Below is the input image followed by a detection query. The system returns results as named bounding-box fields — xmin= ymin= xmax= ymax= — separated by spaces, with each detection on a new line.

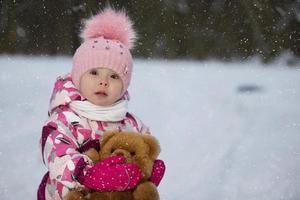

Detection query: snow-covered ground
xmin=0 ymin=56 xmax=300 ymax=200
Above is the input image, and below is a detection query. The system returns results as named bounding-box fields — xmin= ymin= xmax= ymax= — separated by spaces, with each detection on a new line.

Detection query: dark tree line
xmin=0 ymin=0 xmax=300 ymax=62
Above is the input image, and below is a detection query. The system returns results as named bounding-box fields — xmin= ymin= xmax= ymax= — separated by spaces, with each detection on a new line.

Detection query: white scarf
xmin=69 ymin=100 xmax=128 ymax=122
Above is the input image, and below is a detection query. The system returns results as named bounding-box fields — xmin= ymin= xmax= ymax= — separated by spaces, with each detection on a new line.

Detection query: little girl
xmin=37 ymin=8 xmax=165 ymax=200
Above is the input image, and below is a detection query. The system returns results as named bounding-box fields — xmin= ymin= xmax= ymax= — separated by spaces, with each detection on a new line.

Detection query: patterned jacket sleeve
xmin=139 ymin=120 xmax=150 ymax=134
xmin=127 ymin=112 xmax=150 ymax=134
xmin=40 ymin=109 xmax=93 ymax=198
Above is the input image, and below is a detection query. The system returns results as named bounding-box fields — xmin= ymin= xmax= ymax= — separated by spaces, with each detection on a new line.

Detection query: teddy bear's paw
xmin=110 ymin=191 xmax=134 ymax=200
xmin=89 ymin=191 xmax=133 ymax=200
xmin=63 ymin=191 xmax=86 ymax=200
xmin=88 ymin=192 xmax=108 ymax=200
xmin=133 ymin=182 xmax=159 ymax=200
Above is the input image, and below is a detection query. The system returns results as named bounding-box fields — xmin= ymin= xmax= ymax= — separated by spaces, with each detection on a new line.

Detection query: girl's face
xmin=79 ymin=67 xmax=123 ymax=106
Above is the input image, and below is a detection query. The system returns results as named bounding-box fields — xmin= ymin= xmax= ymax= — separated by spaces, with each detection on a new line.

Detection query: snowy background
xmin=0 ymin=56 xmax=300 ymax=200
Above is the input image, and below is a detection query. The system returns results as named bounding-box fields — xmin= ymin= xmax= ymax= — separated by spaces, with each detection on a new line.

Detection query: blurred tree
xmin=0 ymin=0 xmax=17 ymax=53
xmin=0 ymin=0 xmax=299 ymax=63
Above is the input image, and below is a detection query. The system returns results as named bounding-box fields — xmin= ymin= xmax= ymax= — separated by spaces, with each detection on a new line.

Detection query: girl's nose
xmin=99 ymin=80 xmax=108 ymax=87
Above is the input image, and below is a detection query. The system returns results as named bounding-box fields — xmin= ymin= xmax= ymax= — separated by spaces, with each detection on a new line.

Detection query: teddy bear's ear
xmin=141 ymin=134 xmax=161 ymax=160
xmin=100 ymin=131 xmax=117 ymax=147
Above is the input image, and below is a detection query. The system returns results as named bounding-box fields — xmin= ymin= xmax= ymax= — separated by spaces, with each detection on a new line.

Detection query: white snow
xmin=0 ymin=56 xmax=300 ymax=200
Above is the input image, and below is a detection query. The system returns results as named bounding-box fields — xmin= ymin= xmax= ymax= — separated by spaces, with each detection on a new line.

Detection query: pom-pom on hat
xmin=71 ymin=7 xmax=136 ymax=94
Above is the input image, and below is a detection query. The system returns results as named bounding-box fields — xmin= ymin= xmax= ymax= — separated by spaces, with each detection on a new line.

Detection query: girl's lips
xmin=95 ymin=91 xmax=108 ymax=96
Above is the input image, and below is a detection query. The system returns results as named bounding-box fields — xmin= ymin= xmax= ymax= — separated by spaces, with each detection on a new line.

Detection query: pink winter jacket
xmin=38 ymin=74 xmax=149 ymax=200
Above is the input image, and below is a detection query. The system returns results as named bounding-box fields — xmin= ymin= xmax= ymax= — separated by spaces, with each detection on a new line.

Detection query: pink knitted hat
xmin=71 ymin=8 xmax=136 ymax=93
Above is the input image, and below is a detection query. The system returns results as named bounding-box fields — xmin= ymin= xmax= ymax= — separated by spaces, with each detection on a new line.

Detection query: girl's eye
xmin=111 ymin=74 xmax=119 ymax=79
xmin=90 ymin=70 xmax=98 ymax=75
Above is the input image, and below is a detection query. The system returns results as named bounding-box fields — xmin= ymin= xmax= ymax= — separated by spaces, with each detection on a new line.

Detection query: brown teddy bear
xmin=64 ymin=131 xmax=161 ymax=200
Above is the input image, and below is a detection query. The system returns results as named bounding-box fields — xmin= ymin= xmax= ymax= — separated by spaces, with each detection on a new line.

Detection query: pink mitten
xmin=150 ymin=159 xmax=166 ymax=186
xmin=78 ymin=156 xmax=142 ymax=192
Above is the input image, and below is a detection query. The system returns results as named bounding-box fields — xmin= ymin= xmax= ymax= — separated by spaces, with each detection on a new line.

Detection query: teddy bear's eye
xmin=130 ymin=152 xmax=136 ymax=156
